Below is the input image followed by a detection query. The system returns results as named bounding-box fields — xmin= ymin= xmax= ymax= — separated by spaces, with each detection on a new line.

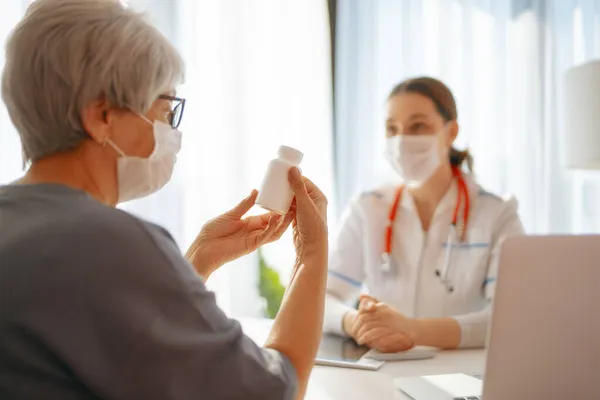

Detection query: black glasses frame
xmin=158 ymin=94 xmax=186 ymax=129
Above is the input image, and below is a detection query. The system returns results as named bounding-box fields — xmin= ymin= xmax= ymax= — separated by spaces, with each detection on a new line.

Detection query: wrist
xmin=413 ymin=317 xmax=461 ymax=349
xmin=409 ymin=318 xmax=425 ymax=344
xmin=342 ymin=310 xmax=357 ymax=336
xmin=185 ymin=243 xmax=219 ymax=278
xmin=296 ymin=245 xmax=328 ymax=268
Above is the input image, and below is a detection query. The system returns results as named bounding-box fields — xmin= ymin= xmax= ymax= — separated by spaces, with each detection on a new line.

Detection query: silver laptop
xmin=395 ymin=235 xmax=600 ymax=399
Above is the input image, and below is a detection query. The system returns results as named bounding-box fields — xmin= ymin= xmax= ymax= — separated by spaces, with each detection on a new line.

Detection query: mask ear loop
xmin=137 ymin=113 xmax=154 ymax=126
xmin=106 ymin=138 xmax=126 ymax=157
xmin=99 ymin=111 xmax=111 ymax=149
xmin=105 ymin=112 xmax=154 ymax=157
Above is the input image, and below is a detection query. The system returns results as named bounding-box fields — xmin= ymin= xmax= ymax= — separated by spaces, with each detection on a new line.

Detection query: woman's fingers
xmin=225 ymin=190 xmax=258 ymax=219
xmin=356 ymin=326 xmax=389 ymax=346
xmin=288 ymin=167 xmax=312 ymax=208
xmin=359 ymin=293 xmax=380 ymax=303
xmin=354 ymin=317 xmax=380 ymax=340
xmin=251 ymin=209 xmax=294 ymax=245
xmin=287 ymin=170 xmax=329 ymax=267
xmin=366 ymin=332 xmax=395 ymax=351
xmin=241 ymin=212 xmax=275 ymax=231
xmin=358 ymin=296 xmax=379 ymax=312
xmin=288 ymin=167 xmax=328 ymax=216
xmin=253 ymin=214 xmax=281 ymax=247
xmin=273 ymin=209 xmax=294 ymax=238
xmin=369 ymin=332 xmax=413 ymax=352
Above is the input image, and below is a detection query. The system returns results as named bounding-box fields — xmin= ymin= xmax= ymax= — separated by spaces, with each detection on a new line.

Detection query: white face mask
xmin=107 ymin=116 xmax=182 ymax=203
xmin=385 ymin=134 xmax=441 ymax=184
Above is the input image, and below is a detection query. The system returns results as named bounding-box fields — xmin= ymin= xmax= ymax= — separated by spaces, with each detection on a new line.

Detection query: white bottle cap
xmin=277 ymin=145 xmax=303 ymax=166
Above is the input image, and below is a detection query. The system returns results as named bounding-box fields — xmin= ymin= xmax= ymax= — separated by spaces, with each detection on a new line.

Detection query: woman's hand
xmin=287 ymin=168 xmax=328 ymax=267
xmin=186 ymin=190 xmax=294 ymax=278
xmin=349 ymin=294 xmax=421 ymax=353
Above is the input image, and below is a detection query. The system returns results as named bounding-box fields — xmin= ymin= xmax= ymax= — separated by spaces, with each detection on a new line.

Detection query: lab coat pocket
xmin=443 ymin=240 xmax=491 ymax=296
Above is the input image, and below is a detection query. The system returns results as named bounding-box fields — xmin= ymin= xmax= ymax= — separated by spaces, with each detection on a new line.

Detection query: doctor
xmin=324 ymin=77 xmax=524 ymax=351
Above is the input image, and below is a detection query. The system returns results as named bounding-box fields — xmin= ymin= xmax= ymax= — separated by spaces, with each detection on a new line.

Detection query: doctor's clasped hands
xmin=345 ymin=294 xmax=418 ymax=353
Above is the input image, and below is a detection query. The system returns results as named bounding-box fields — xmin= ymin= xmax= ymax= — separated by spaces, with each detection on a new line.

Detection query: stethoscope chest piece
xmin=435 ymin=269 xmax=455 ymax=293
xmin=435 ymin=223 xmax=461 ymax=293
xmin=381 ymin=252 xmax=393 ymax=275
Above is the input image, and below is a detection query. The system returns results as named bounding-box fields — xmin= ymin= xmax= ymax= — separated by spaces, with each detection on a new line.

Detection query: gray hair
xmin=1 ymin=0 xmax=185 ymax=164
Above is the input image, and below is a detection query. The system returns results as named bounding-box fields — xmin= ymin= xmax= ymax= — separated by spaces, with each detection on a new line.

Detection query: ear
xmin=447 ymin=120 xmax=459 ymax=145
xmin=81 ymin=99 xmax=111 ymax=145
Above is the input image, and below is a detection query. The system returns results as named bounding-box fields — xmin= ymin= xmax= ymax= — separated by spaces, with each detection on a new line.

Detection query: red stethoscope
xmin=381 ymin=167 xmax=470 ymax=292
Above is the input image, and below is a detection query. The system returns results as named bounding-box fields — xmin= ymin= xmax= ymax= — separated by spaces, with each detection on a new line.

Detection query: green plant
xmin=257 ymin=248 xmax=286 ymax=318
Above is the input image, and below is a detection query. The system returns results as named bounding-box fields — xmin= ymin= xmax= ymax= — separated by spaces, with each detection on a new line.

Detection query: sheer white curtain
xmin=335 ymin=0 xmax=600 ymax=235
xmin=173 ymin=0 xmax=334 ymax=314
xmin=0 ymin=0 xmax=334 ymax=316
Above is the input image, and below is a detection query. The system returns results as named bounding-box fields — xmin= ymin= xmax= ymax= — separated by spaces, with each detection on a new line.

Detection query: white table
xmin=239 ymin=318 xmax=486 ymax=400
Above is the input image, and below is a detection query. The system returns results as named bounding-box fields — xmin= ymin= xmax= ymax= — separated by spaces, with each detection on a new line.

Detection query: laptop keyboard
xmin=453 ymin=374 xmax=484 ymax=399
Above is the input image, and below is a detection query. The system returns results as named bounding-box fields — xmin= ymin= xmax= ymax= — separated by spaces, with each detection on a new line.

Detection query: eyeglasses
xmin=158 ymin=94 xmax=186 ymax=129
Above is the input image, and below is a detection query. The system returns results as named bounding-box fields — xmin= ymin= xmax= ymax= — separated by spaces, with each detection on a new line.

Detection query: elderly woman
xmin=0 ymin=1 xmax=328 ymax=399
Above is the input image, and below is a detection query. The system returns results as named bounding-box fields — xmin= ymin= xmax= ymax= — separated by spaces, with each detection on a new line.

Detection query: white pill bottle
xmin=256 ymin=145 xmax=304 ymax=215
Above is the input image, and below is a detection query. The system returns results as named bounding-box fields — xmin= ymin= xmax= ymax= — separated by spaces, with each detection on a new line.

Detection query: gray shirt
xmin=0 ymin=184 xmax=297 ymax=400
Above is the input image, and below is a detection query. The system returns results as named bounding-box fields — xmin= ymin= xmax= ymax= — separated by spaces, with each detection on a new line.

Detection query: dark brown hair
xmin=388 ymin=77 xmax=473 ymax=172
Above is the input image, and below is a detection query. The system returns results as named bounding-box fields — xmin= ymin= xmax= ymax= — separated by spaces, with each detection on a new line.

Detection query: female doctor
xmin=324 ymin=77 xmax=524 ymax=351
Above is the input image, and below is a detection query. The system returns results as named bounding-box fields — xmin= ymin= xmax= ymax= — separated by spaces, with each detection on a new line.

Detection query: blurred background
xmin=2 ymin=0 xmax=600 ymax=317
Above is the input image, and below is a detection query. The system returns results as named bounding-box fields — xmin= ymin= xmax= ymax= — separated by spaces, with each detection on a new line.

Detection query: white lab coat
xmin=324 ymin=175 xmax=525 ymax=348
